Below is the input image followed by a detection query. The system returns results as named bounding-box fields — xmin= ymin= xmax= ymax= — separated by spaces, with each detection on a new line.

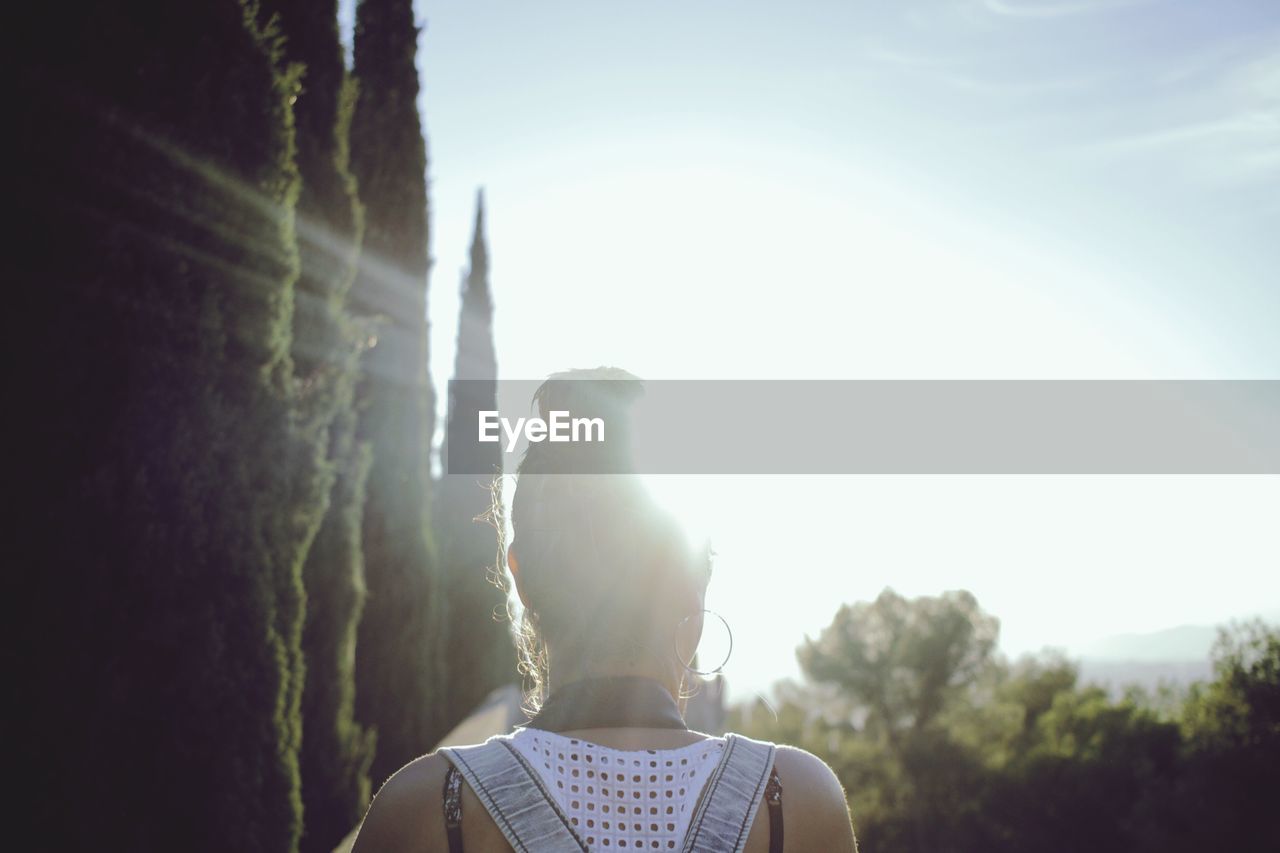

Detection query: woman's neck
xmin=548 ymin=657 xmax=679 ymax=696
xmin=525 ymin=672 xmax=701 ymax=743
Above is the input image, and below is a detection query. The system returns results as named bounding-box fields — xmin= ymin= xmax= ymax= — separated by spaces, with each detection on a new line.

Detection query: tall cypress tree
xmin=438 ymin=190 xmax=516 ymax=732
xmin=13 ymin=2 xmax=316 ymax=850
xmin=261 ymin=2 xmax=377 ymax=850
xmin=348 ymin=0 xmax=446 ymax=785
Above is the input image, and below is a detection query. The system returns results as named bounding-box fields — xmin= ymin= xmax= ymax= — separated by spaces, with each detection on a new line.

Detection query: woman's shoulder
xmin=728 ymin=731 xmax=843 ymax=788
xmin=736 ymin=737 xmax=858 ymax=853
xmin=771 ymin=742 xmax=843 ymax=792
xmin=353 ymin=744 xmax=520 ymax=853
xmin=350 ymin=751 xmax=450 ymax=852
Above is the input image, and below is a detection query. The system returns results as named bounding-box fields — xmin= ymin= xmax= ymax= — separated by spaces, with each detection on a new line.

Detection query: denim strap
xmin=679 ymin=733 xmax=777 ymax=853
xmin=440 ymin=736 xmax=588 ymax=853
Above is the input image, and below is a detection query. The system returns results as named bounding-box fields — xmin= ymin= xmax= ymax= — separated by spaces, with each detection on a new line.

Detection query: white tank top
xmin=509 ymin=727 xmax=726 ymax=850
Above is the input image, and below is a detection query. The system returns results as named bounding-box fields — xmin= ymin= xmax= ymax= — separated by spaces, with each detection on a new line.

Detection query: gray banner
xmin=443 ymin=380 xmax=1280 ymax=474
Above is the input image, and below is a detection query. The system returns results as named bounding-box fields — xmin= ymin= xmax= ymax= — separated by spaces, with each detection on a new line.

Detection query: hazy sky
xmin=338 ymin=1 xmax=1279 ymax=699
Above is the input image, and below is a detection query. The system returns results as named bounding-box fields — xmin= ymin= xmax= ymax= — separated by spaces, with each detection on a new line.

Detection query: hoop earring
xmin=673 ymin=609 xmax=733 ymax=677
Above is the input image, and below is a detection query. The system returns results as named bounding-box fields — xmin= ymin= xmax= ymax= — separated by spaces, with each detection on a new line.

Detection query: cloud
xmin=855 ymin=0 xmax=1279 ymax=189
xmin=859 ymin=44 xmax=953 ymax=69
xmin=982 ymin=0 xmax=1155 ymax=18
xmin=854 ymin=32 xmax=1104 ymax=100
xmin=1090 ymin=113 xmax=1277 ymax=154
xmin=1069 ymin=112 xmax=1280 ymax=185
xmin=933 ymin=69 xmax=1103 ymax=96
xmin=1069 ymin=47 xmax=1280 ymax=183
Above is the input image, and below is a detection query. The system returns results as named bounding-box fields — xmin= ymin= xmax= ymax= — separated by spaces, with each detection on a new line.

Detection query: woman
xmin=353 ymin=369 xmax=857 ymax=852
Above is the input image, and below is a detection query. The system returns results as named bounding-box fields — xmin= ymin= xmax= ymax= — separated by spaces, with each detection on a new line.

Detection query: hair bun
xmin=519 ymin=367 xmax=644 ymax=475
xmin=533 ymin=366 xmax=643 ymax=419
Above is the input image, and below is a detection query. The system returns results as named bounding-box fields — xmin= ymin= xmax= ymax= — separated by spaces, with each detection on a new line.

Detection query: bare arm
xmin=350 ymin=754 xmax=446 ymax=853
xmin=773 ymin=746 xmax=858 ymax=853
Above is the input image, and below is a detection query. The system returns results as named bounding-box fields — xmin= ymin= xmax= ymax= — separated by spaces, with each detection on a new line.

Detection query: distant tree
xmin=768 ymin=592 xmax=1141 ymax=853
xmin=769 ymin=590 xmax=1002 ymax=851
xmin=984 ymin=686 xmax=1181 ymax=853
xmin=799 ymin=588 xmax=1000 ymax=751
xmin=1181 ymin=620 xmax=1280 ymax=755
xmin=984 ymin=621 xmax=1280 ymax=853
xmin=260 ymin=1 xmax=377 ymax=849
xmin=348 ymin=0 xmax=446 ymax=785
xmin=437 ymin=190 xmax=515 ymax=732
xmin=740 ymin=597 xmax=1280 ymax=853
xmin=989 ymin=651 xmax=1080 ymax=753
xmin=1134 ymin=620 xmax=1280 ymax=853
xmin=13 ymin=1 xmax=317 ymax=850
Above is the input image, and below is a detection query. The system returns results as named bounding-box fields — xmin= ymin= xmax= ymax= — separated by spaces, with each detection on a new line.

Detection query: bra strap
xmin=443 ymin=765 xmax=464 ymax=853
xmin=765 ymin=766 xmax=783 ymax=853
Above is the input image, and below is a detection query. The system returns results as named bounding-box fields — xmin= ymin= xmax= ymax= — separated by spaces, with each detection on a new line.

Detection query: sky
xmin=338 ymin=0 xmax=1280 ymax=700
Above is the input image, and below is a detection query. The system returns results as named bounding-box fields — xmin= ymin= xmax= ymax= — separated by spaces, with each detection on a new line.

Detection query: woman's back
xmin=506 ymin=728 xmax=726 ymax=849
xmin=351 ymin=726 xmax=857 ymax=852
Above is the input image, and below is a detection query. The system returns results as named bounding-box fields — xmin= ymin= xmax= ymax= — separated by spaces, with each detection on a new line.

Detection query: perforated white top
xmin=509 ymin=727 xmax=727 ymax=851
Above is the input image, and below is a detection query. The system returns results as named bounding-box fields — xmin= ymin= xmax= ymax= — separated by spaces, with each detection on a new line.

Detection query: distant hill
xmin=1071 ymin=613 xmax=1279 ymax=697
xmin=1078 ymin=623 xmax=1220 ymax=662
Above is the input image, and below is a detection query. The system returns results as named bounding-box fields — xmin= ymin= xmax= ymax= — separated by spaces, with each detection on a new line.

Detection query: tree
xmin=780 ymin=590 xmax=1002 ymax=851
xmin=13 ymin=1 xmax=317 ymax=849
xmin=260 ymin=1 xmax=378 ymax=849
xmin=988 ymin=651 xmax=1080 ymax=754
xmin=799 ymin=588 xmax=1000 ymax=750
xmin=437 ymin=189 xmax=515 ymax=732
xmin=348 ymin=0 xmax=446 ymax=785
xmin=984 ymin=686 xmax=1181 ymax=853
xmin=1135 ymin=621 xmax=1280 ymax=853
xmin=740 ymin=595 xmax=1279 ymax=853
xmin=981 ymin=622 xmax=1280 ymax=853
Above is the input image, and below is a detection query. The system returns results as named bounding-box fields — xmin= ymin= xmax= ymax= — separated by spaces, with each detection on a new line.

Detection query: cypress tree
xmin=438 ymin=190 xmax=516 ymax=732
xmin=348 ymin=0 xmax=447 ymax=785
xmin=13 ymin=1 xmax=316 ymax=850
xmin=260 ymin=2 xmax=378 ymax=850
